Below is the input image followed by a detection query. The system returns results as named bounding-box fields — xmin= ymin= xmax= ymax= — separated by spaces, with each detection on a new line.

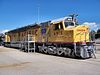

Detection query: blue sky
xmin=0 ymin=0 xmax=100 ymax=32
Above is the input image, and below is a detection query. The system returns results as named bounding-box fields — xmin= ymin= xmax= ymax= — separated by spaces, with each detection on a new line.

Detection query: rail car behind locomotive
xmin=4 ymin=14 xmax=95 ymax=58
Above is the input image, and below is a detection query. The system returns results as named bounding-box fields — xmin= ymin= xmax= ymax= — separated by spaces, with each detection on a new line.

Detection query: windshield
xmin=64 ymin=22 xmax=74 ymax=27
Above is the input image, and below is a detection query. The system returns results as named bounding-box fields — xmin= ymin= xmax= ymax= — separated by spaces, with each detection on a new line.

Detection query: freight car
xmin=4 ymin=14 xmax=96 ymax=58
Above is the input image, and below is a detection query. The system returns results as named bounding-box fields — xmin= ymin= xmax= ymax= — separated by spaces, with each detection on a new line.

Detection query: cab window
xmin=54 ymin=22 xmax=63 ymax=30
xmin=59 ymin=22 xmax=63 ymax=29
xmin=64 ymin=22 xmax=74 ymax=27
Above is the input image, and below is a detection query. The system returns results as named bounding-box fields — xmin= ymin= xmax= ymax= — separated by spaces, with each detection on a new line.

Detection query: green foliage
xmin=90 ymin=30 xmax=96 ymax=41
xmin=97 ymin=29 xmax=100 ymax=34
xmin=95 ymin=29 xmax=100 ymax=39
xmin=0 ymin=37 xmax=2 ymax=42
xmin=0 ymin=33 xmax=4 ymax=43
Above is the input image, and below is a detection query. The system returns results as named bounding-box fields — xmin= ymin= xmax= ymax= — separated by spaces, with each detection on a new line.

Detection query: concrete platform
xmin=0 ymin=46 xmax=100 ymax=75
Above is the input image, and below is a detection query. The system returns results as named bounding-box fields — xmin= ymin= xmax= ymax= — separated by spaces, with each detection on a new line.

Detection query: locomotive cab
xmin=51 ymin=17 xmax=76 ymax=30
xmin=63 ymin=16 xmax=79 ymax=29
xmin=63 ymin=18 xmax=75 ymax=29
xmin=50 ymin=16 xmax=95 ymax=58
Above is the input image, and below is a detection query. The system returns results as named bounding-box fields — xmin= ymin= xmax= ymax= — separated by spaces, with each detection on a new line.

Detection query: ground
xmin=0 ymin=45 xmax=100 ymax=75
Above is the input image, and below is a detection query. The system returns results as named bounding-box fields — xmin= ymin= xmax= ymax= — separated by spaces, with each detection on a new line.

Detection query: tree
xmin=0 ymin=33 xmax=4 ymax=44
xmin=97 ymin=29 xmax=100 ymax=34
xmin=95 ymin=29 xmax=100 ymax=39
xmin=0 ymin=37 xmax=2 ymax=42
xmin=90 ymin=30 xmax=96 ymax=41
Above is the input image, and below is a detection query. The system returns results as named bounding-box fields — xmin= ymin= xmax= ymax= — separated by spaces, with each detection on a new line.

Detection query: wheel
xmin=52 ymin=47 xmax=57 ymax=54
xmin=38 ymin=46 xmax=43 ymax=52
xmin=47 ymin=47 xmax=52 ymax=54
xmin=70 ymin=49 xmax=75 ymax=58
xmin=57 ymin=48 xmax=63 ymax=56
xmin=47 ymin=46 xmax=57 ymax=54
xmin=80 ymin=47 xmax=89 ymax=59
xmin=64 ymin=48 xmax=71 ymax=56
xmin=43 ymin=49 xmax=48 ymax=53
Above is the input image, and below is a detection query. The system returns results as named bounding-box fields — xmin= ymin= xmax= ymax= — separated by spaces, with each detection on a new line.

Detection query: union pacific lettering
xmin=77 ymin=29 xmax=86 ymax=32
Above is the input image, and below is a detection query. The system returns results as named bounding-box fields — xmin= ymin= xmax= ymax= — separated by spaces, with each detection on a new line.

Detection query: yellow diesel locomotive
xmin=4 ymin=14 xmax=95 ymax=58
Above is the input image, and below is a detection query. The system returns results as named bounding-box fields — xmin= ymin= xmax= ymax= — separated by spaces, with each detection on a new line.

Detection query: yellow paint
xmin=5 ymin=35 xmax=10 ymax=42
xmin=74 ymin=25 xmax=89 ymax=42
xmin=5 ymin=21 xmax=90 ymax=43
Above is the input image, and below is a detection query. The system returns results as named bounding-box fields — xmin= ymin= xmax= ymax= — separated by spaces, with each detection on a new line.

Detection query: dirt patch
xmin=0 ymin=47 xmax=17 ymax=52
xmin=0 ymin=62 xmax=31 ymax=68
xmin=0 ymin=50 xmax=12 ymax=52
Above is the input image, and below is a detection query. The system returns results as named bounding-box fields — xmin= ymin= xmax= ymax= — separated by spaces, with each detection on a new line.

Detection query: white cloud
xmin=82 ymin=22 xmax=99 ymax=31
xmin=0 ymin=30 xmax=9 ymax=34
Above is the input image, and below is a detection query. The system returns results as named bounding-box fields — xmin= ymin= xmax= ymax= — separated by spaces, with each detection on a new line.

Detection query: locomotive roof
xmin=51 ymin=17 xmax=71 ymax=23
xmin=5 ymin=21 xmax=51 ymax=34
xmin=5 ymin=17 xmax=72 ymax=34
xmin=6 ymin=23 xmax=40 ymax=34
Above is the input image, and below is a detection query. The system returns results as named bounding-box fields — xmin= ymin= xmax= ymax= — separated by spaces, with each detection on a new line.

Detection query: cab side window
xmin=54 ymin=22 xmax=63 ymax=30
xmin=59 ymin=22 xmax=63 ymax=29
xmin=54 ymin=23 xmax=59 ymax=30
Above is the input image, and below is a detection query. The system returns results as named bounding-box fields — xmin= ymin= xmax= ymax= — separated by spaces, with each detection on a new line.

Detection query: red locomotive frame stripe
xmin=36 ymin=42 xmax=91 ymax=44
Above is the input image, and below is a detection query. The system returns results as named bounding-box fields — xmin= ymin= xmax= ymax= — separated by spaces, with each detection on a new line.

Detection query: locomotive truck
xmin=4 ymin=14 xmax=95 ymax=58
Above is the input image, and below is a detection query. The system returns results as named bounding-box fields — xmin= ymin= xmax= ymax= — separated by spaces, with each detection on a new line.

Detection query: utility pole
xmin=34 ymin=35 xmax=35 ymax=53
xmin=37 ymin=4 xmax=40 ymax=24
xmin=28 ymin=34 xmax=29 ymax=53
